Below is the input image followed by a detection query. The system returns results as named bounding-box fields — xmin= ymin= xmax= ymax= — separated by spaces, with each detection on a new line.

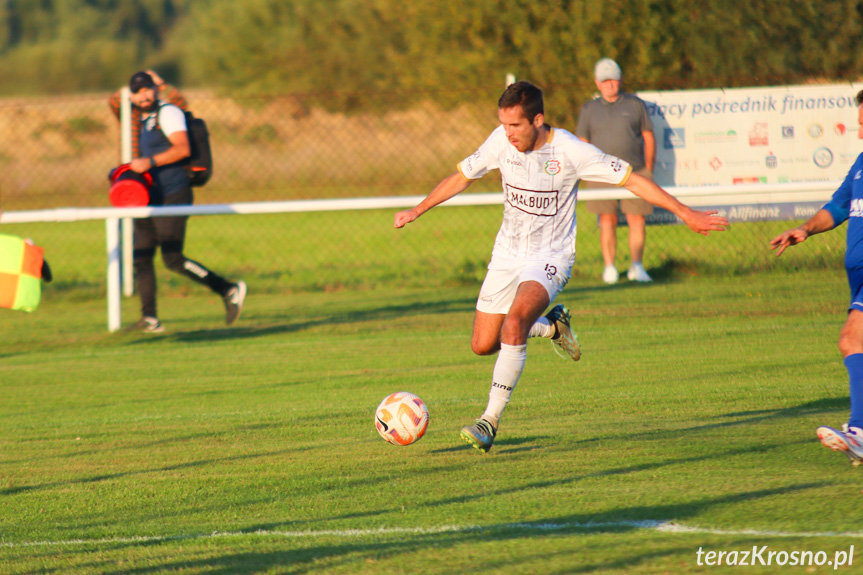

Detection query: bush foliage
xmin=0 ymin=0 xmax=861 ymax=121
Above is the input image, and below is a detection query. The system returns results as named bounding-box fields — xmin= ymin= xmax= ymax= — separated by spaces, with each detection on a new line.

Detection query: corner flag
xmin=0 ymin=234 xmax=44 ymax=312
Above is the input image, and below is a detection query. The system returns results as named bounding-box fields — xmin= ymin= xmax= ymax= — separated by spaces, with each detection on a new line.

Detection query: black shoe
xmin=126 ymin=316 xmax=164 ymax=333
xmin=41 ymin=259 xmax=52 ymax=283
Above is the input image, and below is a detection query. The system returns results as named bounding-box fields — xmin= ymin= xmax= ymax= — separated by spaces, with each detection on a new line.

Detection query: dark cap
xmin=129 ymin=71 xmax=156 ymax=93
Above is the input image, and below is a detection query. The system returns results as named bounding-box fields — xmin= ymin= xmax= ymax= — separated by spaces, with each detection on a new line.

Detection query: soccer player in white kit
xmin=394 ymin=82 xmax=727 ymax=453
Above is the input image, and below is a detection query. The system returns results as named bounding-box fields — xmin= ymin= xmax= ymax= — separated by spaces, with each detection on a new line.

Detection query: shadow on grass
xmin=88 ymin=481 xmax=826 ymax=575
xmin=122 ymin=294 xmax=478 ymax=345
xmin=430 ymin=434 xmax=548 ymax=454
xmin=118 ymin=270 xmax=686 ymax=346
xmin=196 ymin=436 xmax=814 ymax=541
xmin=569 ymin=396 xmax=849 ymax=448
xmin=0 ymin=444 xmax=313 ymax=497
xmin=717 ymin=396 xmax=847 ymax=419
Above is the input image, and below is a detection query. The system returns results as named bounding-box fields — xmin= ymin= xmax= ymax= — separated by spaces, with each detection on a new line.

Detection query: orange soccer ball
xmin=374 ymin=392 xmax=429 ymax=446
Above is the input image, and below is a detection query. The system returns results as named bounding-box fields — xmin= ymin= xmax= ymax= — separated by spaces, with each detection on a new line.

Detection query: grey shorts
xmin=584 ymin=168 xmax=654 ymax=216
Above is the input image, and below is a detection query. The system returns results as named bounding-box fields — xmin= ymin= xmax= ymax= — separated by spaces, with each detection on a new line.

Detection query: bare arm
xmin=394 ymin=172 xmax=474 ymax=228
xmin=642 ymin=130 xmax=656 ymax=172
xmin=769 ymin=209 xmax=836 ymax=257
xmin=129 ymin=130 xmax=191 ymax=174
xmin=624 ymin=172 xmax=728 ymax=235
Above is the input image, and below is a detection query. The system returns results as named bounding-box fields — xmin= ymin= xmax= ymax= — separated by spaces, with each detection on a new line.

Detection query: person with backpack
xmin=115 ymin=70 xmax=245 ymax=333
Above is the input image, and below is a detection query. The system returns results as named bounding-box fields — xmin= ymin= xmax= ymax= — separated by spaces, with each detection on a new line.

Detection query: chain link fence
xmin=0 ymin=85 xmax=846 ymax=301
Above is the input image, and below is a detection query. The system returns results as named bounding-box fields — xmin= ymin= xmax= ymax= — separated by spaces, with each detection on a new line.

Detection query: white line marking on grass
xmin=3 ymin=521 xmax=863 ymax=549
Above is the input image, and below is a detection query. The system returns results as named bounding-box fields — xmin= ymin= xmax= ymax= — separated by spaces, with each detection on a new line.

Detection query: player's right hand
xmin=769 ymin=228 xmax=808 ymax=257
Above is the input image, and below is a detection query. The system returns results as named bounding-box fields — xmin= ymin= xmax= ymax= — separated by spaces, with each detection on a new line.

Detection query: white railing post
xmin=106 ymin=217 xmax=122 ymax=332
xmin=120 ymin=86 xmax=135 ymax=298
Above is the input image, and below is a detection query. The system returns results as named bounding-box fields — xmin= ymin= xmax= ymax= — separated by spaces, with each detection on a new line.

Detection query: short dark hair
xmin=498 ymin=81 xmax=544 ymax=122
xmin=129 ymin=71 xmax=156 ymax=93
xmin=856 ymin=89 xmax=863 ymax=106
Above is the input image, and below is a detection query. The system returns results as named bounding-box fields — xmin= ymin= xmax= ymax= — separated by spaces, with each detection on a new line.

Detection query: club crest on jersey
xmin=544 ymin=159 xmax=562 ymax=175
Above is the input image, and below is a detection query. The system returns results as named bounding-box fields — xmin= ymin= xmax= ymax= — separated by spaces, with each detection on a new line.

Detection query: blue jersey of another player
xmin=823 ymin=153 xmax=863 ymax=270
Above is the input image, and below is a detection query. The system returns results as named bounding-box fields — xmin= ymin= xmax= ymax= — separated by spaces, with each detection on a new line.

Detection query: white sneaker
xmin=223 ymin=281 xmax=247 ymax=326
xmin=602 ymin=266 xmax=619 ymax=284
xmin=627 ymin=263 xmax=653 ymax=282
xmin=817 ymin=423 xmax=863 ymax=466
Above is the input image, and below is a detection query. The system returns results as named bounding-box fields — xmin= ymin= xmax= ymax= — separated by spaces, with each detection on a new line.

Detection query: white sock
xmin=528 ymin=316 xmax=555 ymax=339
xmin=482 ymin=343 xmax=527 ymax=427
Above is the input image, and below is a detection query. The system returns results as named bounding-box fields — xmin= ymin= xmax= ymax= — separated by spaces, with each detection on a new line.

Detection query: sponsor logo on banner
xmin=544 ymin=159 xmax=561 ymax=175
xmin=749 ymin=122 xmax=768 ymax=146
xmin=644 ymin=202 xmax=826 ymax=225
xmin=835 ymin=123 xmax=847 ymax=135
xmin=694 ymin=130 xmax=737 ymax=143
xmin=505 ymin=184 xmax=559 ymax=217
xmin=779 ymin=155 xmax=811 ymax=166
xmin=765 ymin=152 xmax=777 ymax=168
xmin=808 ymin=124 xmax=823 ymax=138
xmin=813 ymin=147 xmax=834 ymax=168
xmin=726 ymin=159 xmax=760 ymax=168
xmin=709 ymin=157 xmax=723 ymax=171
xmin=664 ymin=128 xmax=685 ymax=149
xmin=782 ymin=126 xmax=795 ymax=139
xmin=733 ymin=177 xmax=767 ymax=184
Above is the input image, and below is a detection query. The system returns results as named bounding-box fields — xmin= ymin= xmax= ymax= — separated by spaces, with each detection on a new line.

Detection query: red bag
xmin=108 ymin=164 xmax=152 ymax=207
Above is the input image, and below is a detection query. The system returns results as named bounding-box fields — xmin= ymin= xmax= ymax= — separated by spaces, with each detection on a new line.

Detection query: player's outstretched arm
xmin=769 ymin=209 xmax=835 ymax=257
xmin=624 ymin=173 xmax=728 ymax=236
xmin=394 ymin=172 xmax=474 ymax=228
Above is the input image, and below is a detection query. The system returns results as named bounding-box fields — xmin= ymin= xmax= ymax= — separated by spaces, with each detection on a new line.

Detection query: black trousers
xmin=132 ymin=188 xmax=232 ymax=318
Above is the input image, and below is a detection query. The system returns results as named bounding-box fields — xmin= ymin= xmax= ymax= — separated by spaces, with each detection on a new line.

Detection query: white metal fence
xmin=0 ymin=181 xmax=837 ymax=331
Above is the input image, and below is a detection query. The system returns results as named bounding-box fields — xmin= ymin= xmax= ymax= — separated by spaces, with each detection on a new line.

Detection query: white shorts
xmin=476 ymin=256 xmax=571 ymax=314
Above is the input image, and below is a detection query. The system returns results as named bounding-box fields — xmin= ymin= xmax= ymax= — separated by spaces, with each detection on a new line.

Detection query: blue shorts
xmin=849 ymin=267 xmax=863 ymax=312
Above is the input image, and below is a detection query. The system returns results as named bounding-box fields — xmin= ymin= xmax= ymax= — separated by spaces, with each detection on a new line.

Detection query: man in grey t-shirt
xmin=577 ymin=58 xmax=656 ymax=284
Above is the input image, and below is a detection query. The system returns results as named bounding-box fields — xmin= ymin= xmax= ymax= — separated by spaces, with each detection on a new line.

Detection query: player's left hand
xmin=394 ymin=209 xmax=419 ymax=228
xmin=683 ymin=209 xmax=729 ymax=236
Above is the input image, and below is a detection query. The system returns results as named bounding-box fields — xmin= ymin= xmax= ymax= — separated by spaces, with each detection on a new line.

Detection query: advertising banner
xmin=639 ymin=83 xmax=863 ymax=187
xmin=587 ymin=83 xmax=863 ymax=224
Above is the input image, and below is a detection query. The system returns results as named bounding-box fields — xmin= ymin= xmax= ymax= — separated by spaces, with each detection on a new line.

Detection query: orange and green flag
xmin=0 ymin=234 xmax=43 ymax=312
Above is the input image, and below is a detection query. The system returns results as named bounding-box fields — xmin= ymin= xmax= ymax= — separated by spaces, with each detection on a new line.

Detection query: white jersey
xmin=459 ymin=126 xmax=632 ymax=263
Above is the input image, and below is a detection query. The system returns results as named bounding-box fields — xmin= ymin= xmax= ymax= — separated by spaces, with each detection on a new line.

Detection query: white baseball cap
xmin=594 ymin=58 xmax=622 ymax=82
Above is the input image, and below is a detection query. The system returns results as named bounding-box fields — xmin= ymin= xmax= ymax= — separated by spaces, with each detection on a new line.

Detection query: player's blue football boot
xmin=545 ymin=304 xmax=581 ymax=361
xmin=817 ymin=424 xmax=863 ymax=466
xmin=460 ymin=418 xmax=497 ymax=453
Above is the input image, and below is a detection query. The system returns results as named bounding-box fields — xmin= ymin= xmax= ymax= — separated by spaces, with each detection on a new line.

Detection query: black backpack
xmin=155 ymin=103 xmax=213 ymax=187
xmin=182 ymin=111 xmax=212 ymax=187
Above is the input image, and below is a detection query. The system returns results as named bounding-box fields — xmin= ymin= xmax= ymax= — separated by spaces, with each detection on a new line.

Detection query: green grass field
xmin=2 ymin=258 xmax=862 ymax=573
